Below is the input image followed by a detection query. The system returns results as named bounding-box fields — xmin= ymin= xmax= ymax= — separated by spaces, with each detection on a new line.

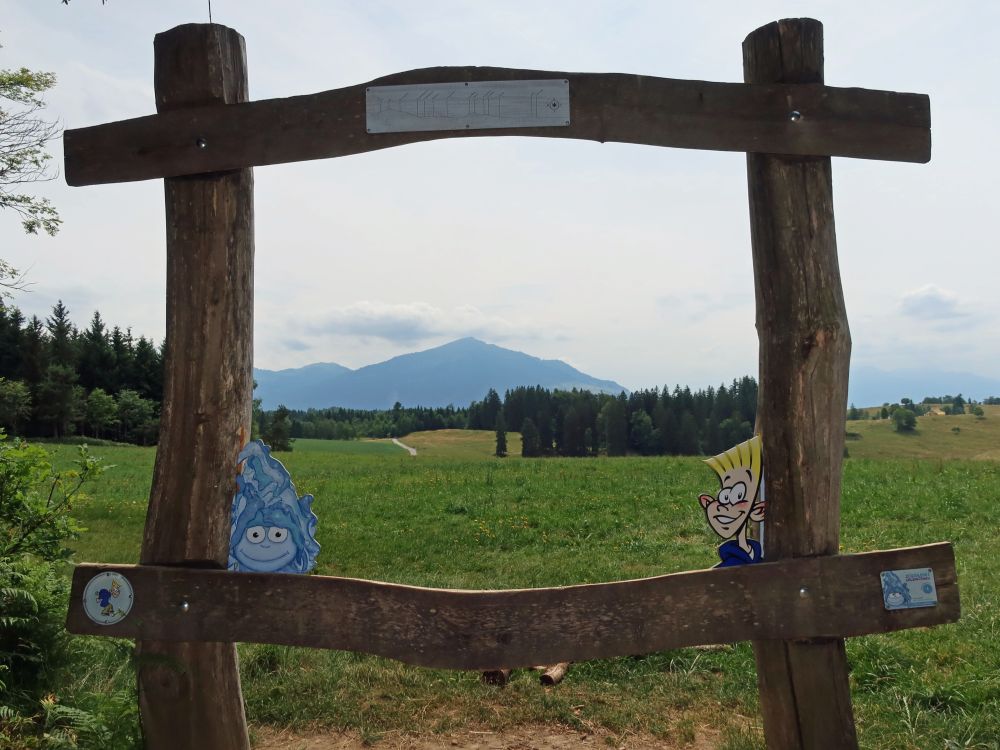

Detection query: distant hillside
xmin=253 ymin=338 xmax=626 ymax=410
xmin=845 ymin=404 xmax=1000 ymax=461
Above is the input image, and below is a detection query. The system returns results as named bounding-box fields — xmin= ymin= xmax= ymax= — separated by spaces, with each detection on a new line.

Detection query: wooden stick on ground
xmin=540 ymin=662 xmax=570 ymax=685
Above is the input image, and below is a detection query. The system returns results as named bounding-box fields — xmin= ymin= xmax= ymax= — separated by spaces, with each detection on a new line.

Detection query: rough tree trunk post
xmin=744 ymin=19 xmax=858 ymax=750
xmin=136 ymin=24 xmax=254 ymax=750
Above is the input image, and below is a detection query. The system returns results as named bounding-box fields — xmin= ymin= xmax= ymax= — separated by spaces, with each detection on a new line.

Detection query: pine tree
xmin=78 ymin=310 xmax=114 ymax=392
xmin=45 ymin=300 xmax=76 ymax=369
xmin=20 ymin=315 xmax=47 ymax=402
xmin=0 ymin=304 xmax=24 ymax=378
xmin=132 ymin=336 xmax=162 ymax=401
xmin=483 ymin=388 xmax=502 ymax=430
xmin=263 ymin=404 xmax=293 ymax=451
xmin=494 ymin=412 xmax=507 ymax=457
xmin=677 ymin=412 xmax=701 ymax=455
xmin=520 ymin=417 xmax=540 ymax=457
xmin=108 ymin=326 xmax=131 ymax=392
xmin=37 ymin=364 xmax=80 ymax=437
xmin=601 ymin=398 xmax=628 ymax=456
xmin=562 ymin=406 xmax=586 ymax=457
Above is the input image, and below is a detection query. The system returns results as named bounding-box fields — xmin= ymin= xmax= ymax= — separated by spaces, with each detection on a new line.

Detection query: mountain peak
xmin=253 ymin=340 xmax=626 ymax=410
xmin=438 ymin=336 xmax=491 ymax=349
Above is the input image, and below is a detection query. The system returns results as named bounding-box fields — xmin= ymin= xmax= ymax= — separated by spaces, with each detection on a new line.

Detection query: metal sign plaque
xmin=366 ymin=79 xmax=570 ymax=134
xmin=880 ymin=568 xmax=938 ymax=610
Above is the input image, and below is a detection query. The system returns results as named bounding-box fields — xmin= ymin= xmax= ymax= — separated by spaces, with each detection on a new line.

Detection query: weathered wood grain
xmin=135 ymin=23 xmax=253 ymax=750
xmin=745 ymin=18 xmax=860 ymax=750
xmin=63 ymin=65 xmax=930 ymax=186
xmin=67 ymin=544 xmax=958 ymax=671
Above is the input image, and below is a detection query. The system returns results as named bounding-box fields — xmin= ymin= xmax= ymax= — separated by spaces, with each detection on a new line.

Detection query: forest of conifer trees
xmin=467 ymin=379 xmax=758 ymax=458
xmin=0 ymin=301 xmax=163 ymax=442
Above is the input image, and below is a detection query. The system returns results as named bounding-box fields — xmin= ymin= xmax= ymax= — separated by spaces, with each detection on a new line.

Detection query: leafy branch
xmin=0 ymin=67 xmax=62 ymax=236
xmin=0 ymin=438 xmax=105 ymax=561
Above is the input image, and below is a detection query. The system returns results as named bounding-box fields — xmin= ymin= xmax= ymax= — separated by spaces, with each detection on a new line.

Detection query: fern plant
xmin=0 ymin=435 xmax=126 ymax=749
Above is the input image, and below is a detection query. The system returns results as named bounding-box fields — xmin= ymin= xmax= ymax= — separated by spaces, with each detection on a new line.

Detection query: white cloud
xmin=305 ymin=301 xmax=550 ymax=345
xmin=899 ymin=285 xmax=970 ymax=321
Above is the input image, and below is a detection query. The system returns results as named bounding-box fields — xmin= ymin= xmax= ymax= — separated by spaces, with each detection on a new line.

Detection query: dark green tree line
xmin=468 ymin=376 xmax=758 ymax=458
xmin=0 ymin=300 xmax=163 ymax=442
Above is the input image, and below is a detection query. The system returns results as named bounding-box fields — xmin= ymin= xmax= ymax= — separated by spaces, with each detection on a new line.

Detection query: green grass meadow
xmin=50 ymin=429 xmax=1000 ymax=748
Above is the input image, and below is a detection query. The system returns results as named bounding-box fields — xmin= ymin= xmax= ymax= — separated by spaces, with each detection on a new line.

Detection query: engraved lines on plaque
xmin=366 ymin=79 xmax=570 ymax=134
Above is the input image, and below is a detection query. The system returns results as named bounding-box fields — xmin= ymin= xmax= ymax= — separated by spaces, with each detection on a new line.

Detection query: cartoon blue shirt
xmin=716 ymin=539 xmax=763 ymax=567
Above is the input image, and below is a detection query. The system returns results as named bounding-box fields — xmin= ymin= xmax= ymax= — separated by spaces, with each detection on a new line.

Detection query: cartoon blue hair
xmin=880 ymin=570 xmax=912 ymax=607
xmin=228 ymin=440 xmax=320 ymax=573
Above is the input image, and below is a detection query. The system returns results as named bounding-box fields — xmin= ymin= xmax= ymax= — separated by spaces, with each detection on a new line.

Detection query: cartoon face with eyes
xmin=234 ymin=522 xmax=298 ymax=572
xmin=698 ymin=435 xmax=766 ymax=567
xmin=699 ymin=466 xmax=764 ymax=540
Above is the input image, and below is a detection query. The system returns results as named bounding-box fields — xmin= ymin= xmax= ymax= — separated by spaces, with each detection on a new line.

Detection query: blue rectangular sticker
xmin=881 ymin=568 xmax=938 ymax=610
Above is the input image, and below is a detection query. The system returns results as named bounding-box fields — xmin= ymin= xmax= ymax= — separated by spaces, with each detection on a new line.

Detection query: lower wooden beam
xmin=66 ymin=543 xmax=958 ymax=670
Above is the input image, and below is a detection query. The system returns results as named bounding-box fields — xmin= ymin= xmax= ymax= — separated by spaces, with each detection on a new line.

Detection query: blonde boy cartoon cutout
xmin=698 ymin=435 xmax=766 ymax=567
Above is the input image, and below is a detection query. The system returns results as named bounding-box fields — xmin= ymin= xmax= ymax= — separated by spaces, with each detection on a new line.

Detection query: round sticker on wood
xmin=82 ymin=572 xmax=134 ymax=625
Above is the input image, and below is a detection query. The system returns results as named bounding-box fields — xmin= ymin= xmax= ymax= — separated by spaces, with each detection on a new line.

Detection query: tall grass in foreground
xmin=47 ymin=441 xmax=1000 ymax=748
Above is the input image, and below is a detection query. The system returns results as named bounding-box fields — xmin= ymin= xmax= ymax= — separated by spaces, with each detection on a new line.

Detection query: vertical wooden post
xmin=136 ymin=23 xmax=253 ymax=750
xmin=744 ymin=19 xmax=859 ymax=750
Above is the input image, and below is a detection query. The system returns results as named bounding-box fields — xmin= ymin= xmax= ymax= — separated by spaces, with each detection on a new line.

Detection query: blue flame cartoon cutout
xmin=229 ymin=440 xmax=320 ymax=573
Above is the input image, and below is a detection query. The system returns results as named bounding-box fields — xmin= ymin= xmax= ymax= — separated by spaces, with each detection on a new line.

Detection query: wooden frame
xmin=62 ymin=18 xmax=947 ymax=750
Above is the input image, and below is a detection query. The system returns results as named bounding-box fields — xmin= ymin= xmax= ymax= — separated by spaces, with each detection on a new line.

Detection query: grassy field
xmin=846 ymin=404 xmax=1000 ymax=461
xmin=398 ymin=429 xmax=522 ymax=460
xmin=49 ymin=433 xmax=1000 ymax=749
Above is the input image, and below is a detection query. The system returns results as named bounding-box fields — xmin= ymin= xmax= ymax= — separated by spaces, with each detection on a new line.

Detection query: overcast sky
xmin=3 ymin=1 xmax=998 ymax=390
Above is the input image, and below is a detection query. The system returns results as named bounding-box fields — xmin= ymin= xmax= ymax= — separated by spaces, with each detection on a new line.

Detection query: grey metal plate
xmin=366 ymin=79 xmax=570 ymax=134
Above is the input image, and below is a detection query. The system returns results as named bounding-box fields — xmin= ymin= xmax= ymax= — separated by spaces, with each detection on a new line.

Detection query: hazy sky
xmin=3 ymin=1 xmax=998 ymax=390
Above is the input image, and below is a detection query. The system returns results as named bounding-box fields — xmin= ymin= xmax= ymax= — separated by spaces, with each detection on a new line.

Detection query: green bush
xmin=892 ymin=409 xmax=917 ymax=432
xmin=0 ymin=435 xmax=139 ymax=749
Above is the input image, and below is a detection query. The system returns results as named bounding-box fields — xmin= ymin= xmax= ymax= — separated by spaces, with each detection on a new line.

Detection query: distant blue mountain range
xmin=847 ymin=365 xmax=1000 ymax=408
xmin=253 ymin=339 xmax=999 ymax=411
xmin=253 ymin=338 xmax=627 ymax=410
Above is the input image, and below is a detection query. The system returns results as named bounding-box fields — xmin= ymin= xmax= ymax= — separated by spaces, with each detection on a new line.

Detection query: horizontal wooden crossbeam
xmin=63 ymin=66 xmax=930 ymax=186
xmin=66 ymin=543 xmax=958 ymax=670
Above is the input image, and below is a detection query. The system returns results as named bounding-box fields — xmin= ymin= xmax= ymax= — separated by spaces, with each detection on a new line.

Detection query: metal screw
xmin=788 ymin=110 xmax=802 ymax=122
xmin=180 ymin=600 xmax=190 ymax=612
xmin=798 ymin=586 xmax=809 ymax=599
xmin=195 ymin=137 xmax=208 ymax=149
